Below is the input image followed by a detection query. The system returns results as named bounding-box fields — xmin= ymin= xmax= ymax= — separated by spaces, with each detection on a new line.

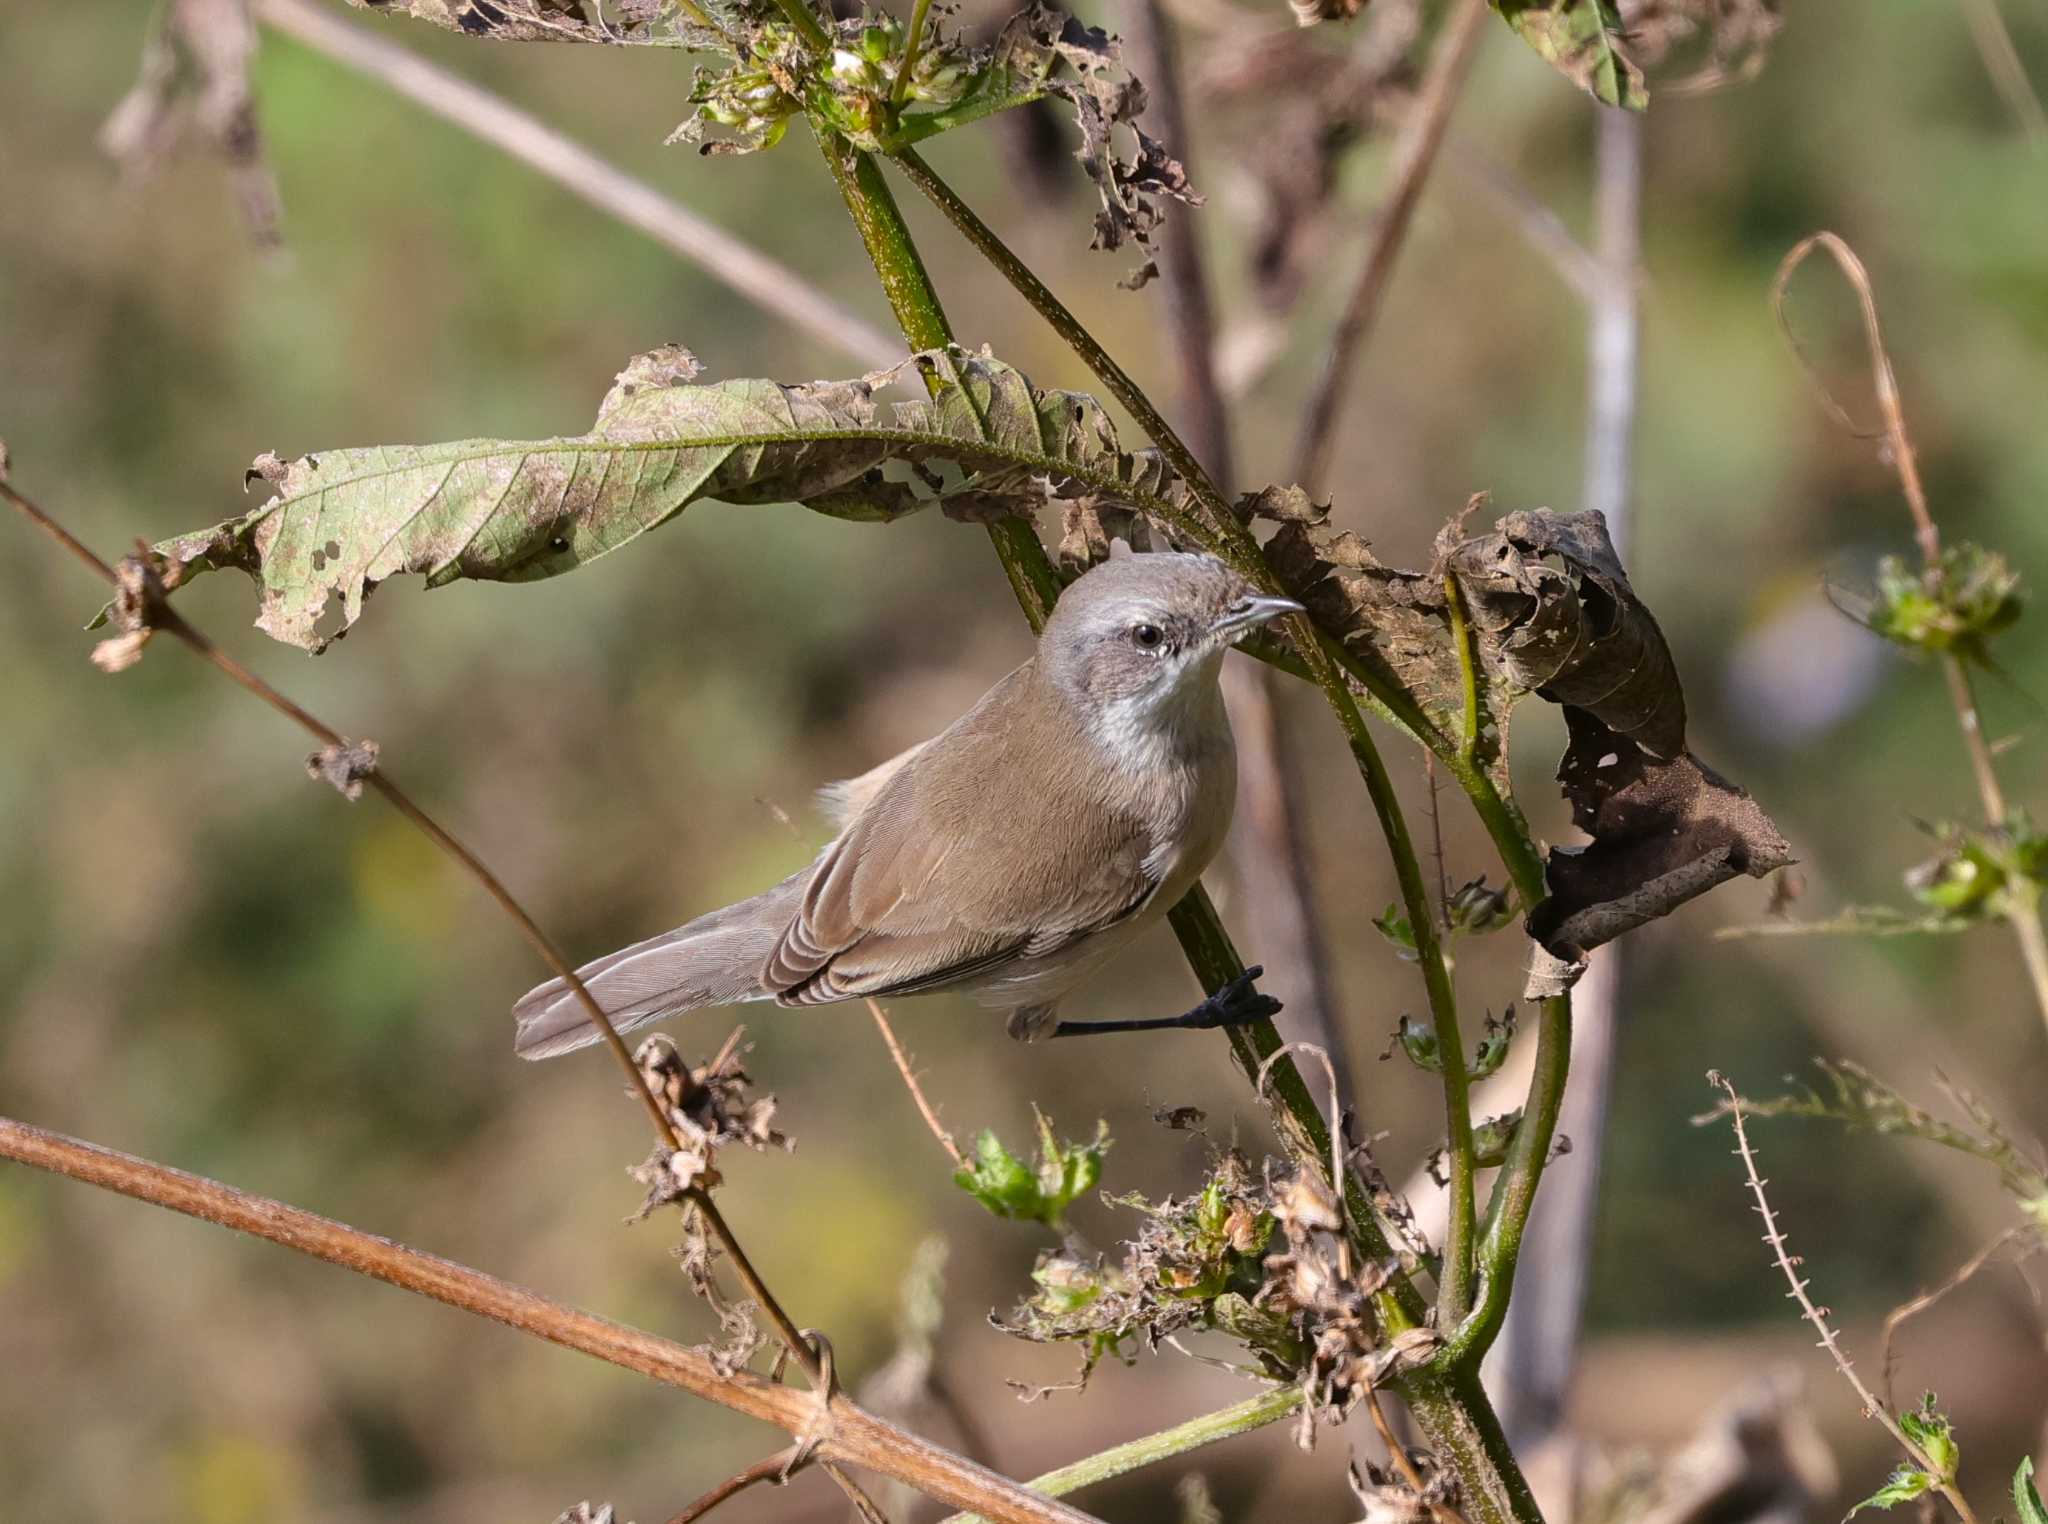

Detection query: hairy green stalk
xmin=891 ymin=142 xmax=1487 ymax=1313
xmin=942 ymin=1385 xmax=1305 ymax=1524
xmin=818 ymin=127 xmax=1547 ymax=1524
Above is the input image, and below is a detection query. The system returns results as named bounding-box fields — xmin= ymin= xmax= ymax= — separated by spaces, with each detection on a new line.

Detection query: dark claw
xmin=1191 ymin=965 xmax=1283 ymax=1029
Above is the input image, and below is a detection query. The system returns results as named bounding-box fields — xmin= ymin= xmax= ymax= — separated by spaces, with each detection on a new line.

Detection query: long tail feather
xmin=511 ymin=874 xmax=804 ymax=1060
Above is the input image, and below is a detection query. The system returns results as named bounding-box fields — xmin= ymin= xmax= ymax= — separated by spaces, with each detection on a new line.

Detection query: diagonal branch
xmin=255 ymin=0 xmax=901 ymax=371
xmin=0 ymin=1115 xmax=1103 ymax=1524
xmin=1120 ymin=0 xmax=1349 ymax=1106
xmin=0 ymin=470 xmax=823 ymax=1387
xmin=1291 ymin=0 xmax=1488 ymax=495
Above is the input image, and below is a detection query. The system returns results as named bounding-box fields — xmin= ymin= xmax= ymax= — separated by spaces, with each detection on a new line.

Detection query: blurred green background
xmin=2 ymin=2 xmax=2045 ymax=1520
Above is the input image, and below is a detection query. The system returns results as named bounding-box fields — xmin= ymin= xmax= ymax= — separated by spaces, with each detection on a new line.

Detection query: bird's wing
xmin=763 ymin=667 xmax=1160 ymax=1006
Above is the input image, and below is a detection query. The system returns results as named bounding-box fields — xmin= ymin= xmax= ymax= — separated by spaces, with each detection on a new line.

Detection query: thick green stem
xmin=885 ymin=161 xmax=1480 ymax=1296
xmin=766 ymin=0 xmax=832 ymax=51
xmin=823 ymin=125 xmax=1543 ymax=1524
xmin=941 ymin=1386 xmax=1303 ymax=1524
xmin=817 ymin=130 xmax=1060 ymax=623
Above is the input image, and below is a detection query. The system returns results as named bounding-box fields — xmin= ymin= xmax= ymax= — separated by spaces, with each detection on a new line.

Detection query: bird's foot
xmin=1050 ymin=965 xmax=1282 ymax=1038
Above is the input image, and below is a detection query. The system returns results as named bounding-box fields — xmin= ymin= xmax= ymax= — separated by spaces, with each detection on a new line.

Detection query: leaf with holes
xmin=112 ymin=345 xmax=1201 ymax=651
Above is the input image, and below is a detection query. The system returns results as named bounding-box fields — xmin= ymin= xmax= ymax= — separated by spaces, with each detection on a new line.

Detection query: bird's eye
xmin=1130 ymin=622 xmax=1165 ymax=651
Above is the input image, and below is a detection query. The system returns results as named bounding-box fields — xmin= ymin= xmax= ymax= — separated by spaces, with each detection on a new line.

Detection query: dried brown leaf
xmin=305 ymin=739 xmax=381 ymax=801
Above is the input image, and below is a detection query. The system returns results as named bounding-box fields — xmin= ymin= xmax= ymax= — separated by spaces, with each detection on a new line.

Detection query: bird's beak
xmin=1210 ymin=594 xmax=1305 ymax=640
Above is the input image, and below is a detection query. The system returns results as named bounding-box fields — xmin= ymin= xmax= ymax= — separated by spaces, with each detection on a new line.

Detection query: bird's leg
xmin=1050 ymin=966 xmax=1282 ymax=1038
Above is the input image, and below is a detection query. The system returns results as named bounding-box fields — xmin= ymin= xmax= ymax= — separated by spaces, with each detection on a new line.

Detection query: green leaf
xmin=1899 ymin=1394 xmax=1959 ymax=1479
xmin=1373 ymin=904 xmax=1420 ymax=962
xmin=952 ymin=1110 xmax=1110 ymax=1229
xmin=2014 ymin=1457 xmax=2047 ymax=1524
xmin=1469 ymin=1007 xmax=1517 ymax=1080
xmin=1868 ymin=544 xmax=2022 ymax=661
xmin=1387 ymin=1014 xmax=1442 ymax=1073
xmin=954 ymin=1129 xmax=1043 ymax=1220
xmin=1846 ymin=1466 xmax=1934 ymax=1519
xmin=122 ymin=345 xmax=1202 ymax=652
xmin=1489 ymin=0 xmax=1647 ymax=110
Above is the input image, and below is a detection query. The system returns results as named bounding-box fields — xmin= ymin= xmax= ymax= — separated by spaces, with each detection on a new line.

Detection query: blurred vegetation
xmin=2 ymin=1 xmax=2046 ymax=1520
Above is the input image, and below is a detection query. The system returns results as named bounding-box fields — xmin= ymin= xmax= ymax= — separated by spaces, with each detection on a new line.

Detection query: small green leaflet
xmin=1489 ymin=0 xmax=1647 ymax=110
xmin=2015 ymin=1457 xmax=2047 ymax=1524
xmin=953 ymin=1110 xmax=1110 ymax=1229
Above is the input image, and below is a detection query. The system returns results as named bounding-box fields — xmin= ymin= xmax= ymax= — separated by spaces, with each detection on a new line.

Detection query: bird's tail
xmin=511 ymin=873 xmax=805 ymax=1060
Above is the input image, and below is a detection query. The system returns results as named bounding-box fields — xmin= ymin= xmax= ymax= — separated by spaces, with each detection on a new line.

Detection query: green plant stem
xmin=892 ymin=141 xmax=1483 ymax=1315
xmin=821 ymin=127 xmax=1544 ymax=1524
xmin=767 ymin=0 xmax=832 ymax=51
xmin=891 ymin=0 xmax=936 ymax=108
xmin=822 ymin=129 xmax=1426 ymax=1308
xmin=816 ymin=129 xmax=1060 ymax=623
xmin=1941 ymin=649 xmax=2048 ymax=1036
xmin=940 ymin=1386 xmax=1304 ymax=1524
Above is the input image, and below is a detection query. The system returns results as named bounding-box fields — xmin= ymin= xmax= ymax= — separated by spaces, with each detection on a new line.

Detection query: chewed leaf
xmin=1450 ymin=508 xmax=1685 ymax=758
xmin=119 ymin=346 xmax=1200 ymax=651
xmin=1490 ymin=0 xmax=1647 ymax=109
xmin=344 ymin=0 xmax=706 ymax=46
xmin=1445 ymin=509 xmax=1788 ymax=985
xmin=1243 ymin=487 xmax=1518 ymax=792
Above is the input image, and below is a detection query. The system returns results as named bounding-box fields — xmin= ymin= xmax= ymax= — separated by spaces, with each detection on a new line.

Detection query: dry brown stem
xmin=1710 ymin=1074 xmax=1980 ymax=1524
xmin=255 ymin=0 xmax=899 ymax=369
xmin=1878 ymin=1226 xmax=2027 ymax=1410
xmin=1291 ymin=0 xmax=1487 ymax=494
xmin=0 ymin=472 xmax=823 ymax=1387
xmin=866 ymin=998 xmax=962 ymax=1165
xmin=1953 ymin=0 xmax=2047 ymax=147
xmin=1770 ymin=232 xmax=2048 ymax=1035
xmin=0 ymin=1116 xmax=1100 ymax=1524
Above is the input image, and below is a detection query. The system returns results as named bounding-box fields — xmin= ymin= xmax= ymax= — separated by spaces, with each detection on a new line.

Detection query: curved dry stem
xmin=1290 ymin=0 xmax=1487 ymax=496
xmin=0 ymin=473 xmax=824 ymax=1388
xmin=257 ymin=0 xmax=898 ymax=370
xmin=0 ymin=1116 xmax=1104 ymax=1524
xmin=867 ymin=997 xmax=963 ymax=1165
xmin=1771 ymin=231 xmax=2048 ymax=1039
xmin=1710 ymin=1075 xmax=1980 ymax=1524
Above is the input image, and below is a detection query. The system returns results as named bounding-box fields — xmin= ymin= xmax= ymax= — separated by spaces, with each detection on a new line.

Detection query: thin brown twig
xmin=1367 ymin=1389 xmax=1469 ymax=1524
xmin=866 ymin=998 xmax=962 ymax=1165
xmin=0 ymin=1115 xmax=1100 ymax=1524
xmin=1954 ymin=0 xmax=2048 ymax=147
xmin=668 ymin=1444 xmax=812 ymax=1524
xmin=255 ymin=0 xmax=900 ymax=370
xmin=1771 ymin=232 xmax=2048 ymax=1037
xmin=1709 ymin=1074 xmax=1981 ymax=1524
xmin=1121 ymin=0 xmax=1350 ymax=1103
xmin=1440 ymin=137 xmax=1605 ymax=306
xmin=1878 ymin=1226 xmax=2026 ymax=1410
xmin=0 ymin=472 xmax=824 ymax=1389
xmin=1291 ymin=0 xmax=1488 ymax=494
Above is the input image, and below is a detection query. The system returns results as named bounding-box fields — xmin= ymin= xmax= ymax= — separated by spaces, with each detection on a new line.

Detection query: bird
xmin=512 ymin=548 xmax=1303 ymax=1060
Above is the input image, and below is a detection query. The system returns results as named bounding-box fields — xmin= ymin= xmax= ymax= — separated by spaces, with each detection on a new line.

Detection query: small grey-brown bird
xmin=513 ymin=549 xmax=1302 ymax=1059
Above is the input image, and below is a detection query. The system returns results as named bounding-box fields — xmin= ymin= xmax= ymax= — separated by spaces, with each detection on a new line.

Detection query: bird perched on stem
xmin=513 ymin=548 xmax=1301 ymax=1059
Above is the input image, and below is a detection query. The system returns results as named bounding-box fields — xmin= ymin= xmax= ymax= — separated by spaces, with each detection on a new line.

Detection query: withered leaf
xmin=1489 ymin=0 xmax=1648 ymax=110
xmin=1445 ymin=509 xmax=1790 ymax=990
xmin=102 ymin=0 xmax=283 ymax=248
xmin=343 ymin=0 xmax=704 ymax=46
xmin=116 ymin=346 xmax=1199 ymax=651
xmin=1246 ymin=491 xmax=1786 ymax=986
xmin=305 ymin=739 xmax=380 ymax=802
xmin=985 ymin=1 xmax=1201 ymax=277
xmin=1241 ymin=488 xmax=1516 ymax=791
xmin=1449 ymin=507 xmax=1684 ymax=758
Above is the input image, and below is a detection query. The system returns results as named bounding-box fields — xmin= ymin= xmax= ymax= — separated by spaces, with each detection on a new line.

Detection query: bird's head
xmin=1040 ymin=549 xmax=1302 ymax=722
